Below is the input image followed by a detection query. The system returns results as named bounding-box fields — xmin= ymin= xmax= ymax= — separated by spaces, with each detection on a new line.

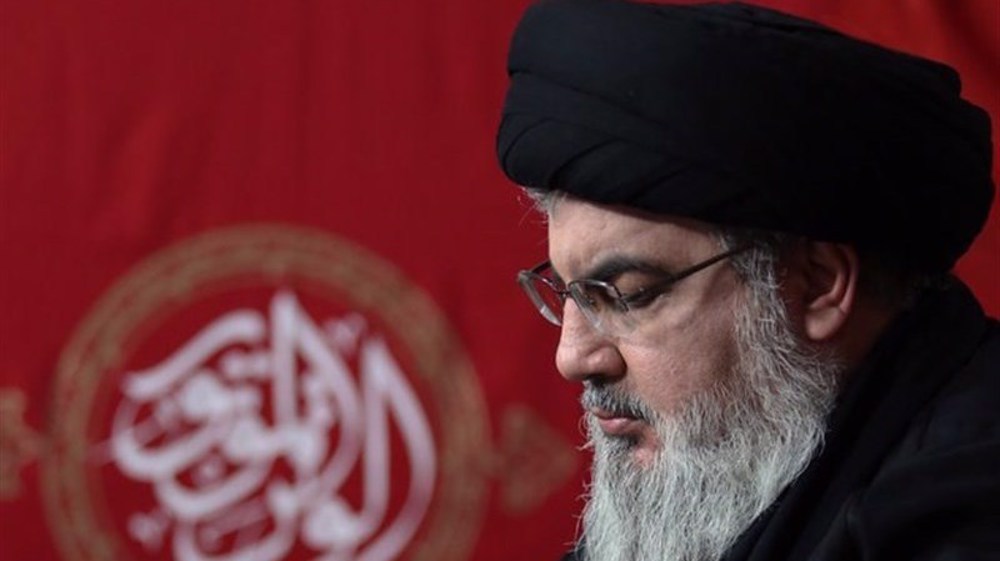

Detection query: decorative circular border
xmin=44 ymin=224 xmax=490 ymax=561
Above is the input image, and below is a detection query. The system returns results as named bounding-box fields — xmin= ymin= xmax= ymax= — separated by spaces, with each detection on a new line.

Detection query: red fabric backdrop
xmin=1 ymin=1 xmax=997 ymax=560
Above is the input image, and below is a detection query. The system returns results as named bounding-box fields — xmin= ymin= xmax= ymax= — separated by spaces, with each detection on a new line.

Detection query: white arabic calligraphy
xmin=109 ymin=290 xmax=436 ymax=561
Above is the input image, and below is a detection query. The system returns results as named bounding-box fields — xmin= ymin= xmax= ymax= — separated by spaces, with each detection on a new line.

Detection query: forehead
xmin=546 ymin=197 xmax=719 ymax=277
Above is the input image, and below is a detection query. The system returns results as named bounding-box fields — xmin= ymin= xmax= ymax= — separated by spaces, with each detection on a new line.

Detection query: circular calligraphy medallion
xmin=44 ymin=225 xmax=489 ymax=561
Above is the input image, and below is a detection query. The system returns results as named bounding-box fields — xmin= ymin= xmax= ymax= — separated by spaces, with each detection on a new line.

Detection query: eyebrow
xmin=577 ymin=255 xmax=673 ymax=283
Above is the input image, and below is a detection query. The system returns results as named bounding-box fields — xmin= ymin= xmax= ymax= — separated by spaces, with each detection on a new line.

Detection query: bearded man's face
xmin=545 ymin=198 xmax=840 ymax=561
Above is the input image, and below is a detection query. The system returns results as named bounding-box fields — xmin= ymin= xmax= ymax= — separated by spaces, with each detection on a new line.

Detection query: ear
xmin=792 ymin=241 xmax=860 ymax=343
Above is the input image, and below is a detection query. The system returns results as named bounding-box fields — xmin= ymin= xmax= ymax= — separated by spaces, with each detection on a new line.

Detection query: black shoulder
xmin=840 ymin=320 xmax=1000 ymax=559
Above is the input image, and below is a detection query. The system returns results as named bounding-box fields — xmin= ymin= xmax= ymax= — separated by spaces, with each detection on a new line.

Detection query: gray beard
xmin=579 ymin=283 xmax=842 ymax=561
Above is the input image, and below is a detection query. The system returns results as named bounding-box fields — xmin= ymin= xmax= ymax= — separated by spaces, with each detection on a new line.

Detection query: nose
xmin=554 ymin=300 xmax=626 ymax=384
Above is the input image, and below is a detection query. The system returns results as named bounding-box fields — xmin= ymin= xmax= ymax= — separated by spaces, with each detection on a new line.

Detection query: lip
xmin=590 ymin=407 xmax=644 ymax=436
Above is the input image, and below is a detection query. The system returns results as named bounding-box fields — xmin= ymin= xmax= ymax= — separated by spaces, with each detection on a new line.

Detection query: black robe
xmin=562 ymin=279 xmax=1000 ymax=560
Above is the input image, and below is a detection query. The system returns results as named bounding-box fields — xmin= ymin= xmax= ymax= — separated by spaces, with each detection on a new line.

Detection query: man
xmin=495 ymin=1 xmax=1000 ymax=560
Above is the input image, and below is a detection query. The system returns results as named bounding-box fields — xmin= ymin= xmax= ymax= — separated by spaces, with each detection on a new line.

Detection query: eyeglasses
xmin=517 ymin=246 xmax=749 ymax=335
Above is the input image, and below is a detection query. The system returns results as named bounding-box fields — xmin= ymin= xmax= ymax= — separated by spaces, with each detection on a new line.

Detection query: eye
xmin=575 ymin=282 xmax=620 ymax=312
xmin=607 ymin=272 xmax=652 ymax=294
xmin=620 ymin=278 xmax=674 ymax=309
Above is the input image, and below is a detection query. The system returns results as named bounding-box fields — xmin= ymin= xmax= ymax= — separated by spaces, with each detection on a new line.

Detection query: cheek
xmin=622 ymin=306 xmax=740 ymax=413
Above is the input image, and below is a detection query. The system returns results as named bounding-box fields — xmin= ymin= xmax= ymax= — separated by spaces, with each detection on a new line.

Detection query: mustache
xmin=581 ymin=383 xmax=656 ymax=423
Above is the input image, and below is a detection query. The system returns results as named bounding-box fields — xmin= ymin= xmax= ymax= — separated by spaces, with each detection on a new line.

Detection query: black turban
xmin=497 ymin=0 xmax=995 ymax=272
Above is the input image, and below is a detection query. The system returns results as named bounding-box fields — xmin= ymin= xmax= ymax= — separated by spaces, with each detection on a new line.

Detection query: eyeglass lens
xmin=520 ymin=272 xmax=621 ymax=330
xmin=521 ymin=274 xmax=566 ymax=325
xmin=518 ymin=245 xmax=749 ymax=335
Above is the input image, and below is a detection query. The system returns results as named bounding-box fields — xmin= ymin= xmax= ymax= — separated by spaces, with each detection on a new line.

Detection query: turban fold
xmin=497 ymin=0 xmax=995 ymax=272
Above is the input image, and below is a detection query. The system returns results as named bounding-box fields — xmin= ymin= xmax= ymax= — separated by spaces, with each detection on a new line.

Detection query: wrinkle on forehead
xmin=547 ymin=198 xmax=720 ymax=281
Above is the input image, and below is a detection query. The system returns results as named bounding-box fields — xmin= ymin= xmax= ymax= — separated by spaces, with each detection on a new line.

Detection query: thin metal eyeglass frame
xmin=516 ymin=245 xmax=751 ymax=328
